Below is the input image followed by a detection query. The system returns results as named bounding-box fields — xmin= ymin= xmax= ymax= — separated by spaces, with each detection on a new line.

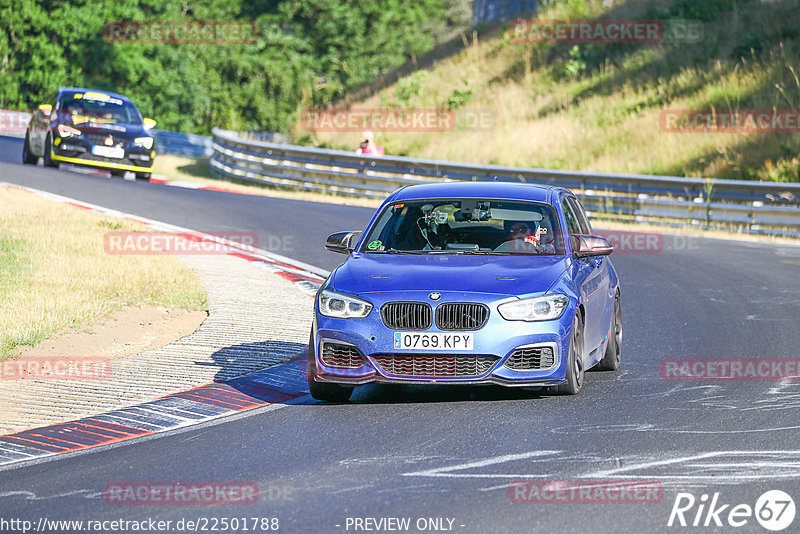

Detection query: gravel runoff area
xmin=0 ymin=253 xmax=315 ymax=434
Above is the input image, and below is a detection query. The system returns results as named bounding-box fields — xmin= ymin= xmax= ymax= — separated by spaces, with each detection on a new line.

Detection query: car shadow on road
xmin=349 ymin=383 xmax=550 ymax=405
xmin=204 ymin=340 xmax=309 ymax=405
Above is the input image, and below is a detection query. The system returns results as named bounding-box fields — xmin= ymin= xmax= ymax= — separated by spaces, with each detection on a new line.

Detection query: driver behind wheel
xmin=506 ymin=220 xmax=547 ymax=246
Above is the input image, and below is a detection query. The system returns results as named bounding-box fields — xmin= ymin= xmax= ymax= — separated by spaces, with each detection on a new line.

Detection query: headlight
xmin=498 ymin=294 xmax=569 ymax=322
xmin=134 ymin=137 xmax=154 ymax=149
xmin=57 ymin=124 xmax=81 ymax=138
xmin=318 ymin=290 xmax=373 ymax=319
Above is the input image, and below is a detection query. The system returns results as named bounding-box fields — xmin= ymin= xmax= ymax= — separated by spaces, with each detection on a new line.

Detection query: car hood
xmin=331 ymin=253 xmax=571 ymax=298
xmin=65 ymin=117 xmax=147 ymax=138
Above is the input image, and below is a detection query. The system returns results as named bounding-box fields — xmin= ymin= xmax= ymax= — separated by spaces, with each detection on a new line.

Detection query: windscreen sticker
xmin=367 ymin=240 xmax=383 ymax=250
xmin=82 ymin=92 xmax=123 ymax=105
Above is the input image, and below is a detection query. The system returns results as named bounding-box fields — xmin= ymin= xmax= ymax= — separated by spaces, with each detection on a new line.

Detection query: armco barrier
xmin=211 ymin=128 xmax=800 ymax=237
xmin=151 ymin=129 xmax=213 ymax=157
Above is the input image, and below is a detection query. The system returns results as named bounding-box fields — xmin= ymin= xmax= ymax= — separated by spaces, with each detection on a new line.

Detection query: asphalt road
xmin=3 ymin=136 xmax=800 ymax=533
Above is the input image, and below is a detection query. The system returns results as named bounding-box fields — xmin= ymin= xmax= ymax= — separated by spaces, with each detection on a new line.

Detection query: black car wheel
xmin=307 ymin=332 xmax=354 ymax=402
xmin=135 ymin=172 xmax=151 ymax=180
xmin=110 ymin=169 xmax=126 ymax=177
xmin=43 ymin=134 xmax=58 ymax=168
xmin=596 ymin=294 xmax=622 ymax=371
xmin=22 ymin=132 xmax=38 ymax=165
xmin=556 ymin=312 xmax=584 ymax=395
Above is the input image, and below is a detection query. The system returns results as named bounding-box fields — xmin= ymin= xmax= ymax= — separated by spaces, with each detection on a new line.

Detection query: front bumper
xmin=313 ymin=291 xmax=575 ymax=387
xmin=51 ymin=135 xmax=155 ymax=173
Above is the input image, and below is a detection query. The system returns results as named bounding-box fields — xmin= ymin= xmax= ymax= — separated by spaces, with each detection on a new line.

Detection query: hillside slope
xmin=303 ymin=0 xmax=800 ymax=182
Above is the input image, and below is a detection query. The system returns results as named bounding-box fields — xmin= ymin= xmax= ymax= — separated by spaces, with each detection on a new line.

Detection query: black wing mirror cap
xmin=325 ymin=231 xmax=363 ymax=254
xmin=572 ymin=234 xmax=614 ymax=257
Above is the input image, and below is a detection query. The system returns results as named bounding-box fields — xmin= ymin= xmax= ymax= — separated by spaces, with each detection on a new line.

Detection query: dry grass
xmin=307 ymin=0 xmax=800 ymax=182
xmin=0 ymin=186 xmax=207 ymax=359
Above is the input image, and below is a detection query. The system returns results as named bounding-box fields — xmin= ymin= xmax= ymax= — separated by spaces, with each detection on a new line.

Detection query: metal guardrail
xmin=211 ymin=128 xmax=800 ymax=237
xmin=151 ymin=129 xmax=213 ymax=157
xmin=0 ymin=110 xmax=32 ymax=138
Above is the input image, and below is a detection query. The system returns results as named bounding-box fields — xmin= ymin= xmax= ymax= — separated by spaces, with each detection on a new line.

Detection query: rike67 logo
xmin=668 ymin=490 xmax=795 ymax=531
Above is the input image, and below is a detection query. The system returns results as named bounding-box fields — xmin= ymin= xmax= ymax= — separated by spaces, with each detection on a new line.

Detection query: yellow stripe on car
xmin=50 ymin=151 xmax=153 ymax=173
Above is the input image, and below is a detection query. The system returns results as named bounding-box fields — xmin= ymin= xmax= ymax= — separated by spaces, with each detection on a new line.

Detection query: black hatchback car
xmin=22 ymin=87 xmax=157 ymax=179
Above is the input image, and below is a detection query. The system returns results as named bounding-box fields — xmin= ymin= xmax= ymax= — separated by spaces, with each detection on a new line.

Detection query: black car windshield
xmin=59 ymin=91 xmax=141 ymax=124
xmin=361 ymin=199 xmax=566 ymax=255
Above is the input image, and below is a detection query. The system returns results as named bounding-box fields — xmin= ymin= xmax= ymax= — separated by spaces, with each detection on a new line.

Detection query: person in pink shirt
xmin=356 ymin=131 xmax=384 ymax=156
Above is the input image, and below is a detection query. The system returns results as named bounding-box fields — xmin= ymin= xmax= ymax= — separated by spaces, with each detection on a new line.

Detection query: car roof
xmin=58 ymin=87 xmax=132 ymax=103
xmin=387 ymin=181 xmax=568 ymax=205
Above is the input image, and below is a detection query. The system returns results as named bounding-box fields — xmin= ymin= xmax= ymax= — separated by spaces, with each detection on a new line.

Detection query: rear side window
xmin=561 ymin=198 xmax=581 ymax=235
xmin=567 ymin=197 xmax=592 ymax=234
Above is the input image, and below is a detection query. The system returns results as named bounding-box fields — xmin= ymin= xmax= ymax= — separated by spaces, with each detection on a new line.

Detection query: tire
xmin=135 ymin=172 xmax=151 ymax=180
xmin=307 ymin=333 xmax=354 ymax=402
xmin=556 ymin=313 xmax=585 ymax=395
xmin=22 ymin=133 xmax=38 ymax=165
xmin=596 ymin=294 xmax=622 ymax=371
xmin=110 ymin=169 xmax=126 ymax=177
xmin=43 ymin=134 xmax=58 ymax=168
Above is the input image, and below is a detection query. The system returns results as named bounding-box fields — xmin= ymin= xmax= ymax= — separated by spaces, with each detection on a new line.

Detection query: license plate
xmin=92 ymin=145 xmax=124 ymax=159
xmin=393 ymin=332 xmax=474 ymax=350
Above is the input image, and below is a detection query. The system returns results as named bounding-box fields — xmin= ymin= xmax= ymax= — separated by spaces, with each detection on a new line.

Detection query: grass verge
xmin=0 ymin=186 xmax=207 ymax=359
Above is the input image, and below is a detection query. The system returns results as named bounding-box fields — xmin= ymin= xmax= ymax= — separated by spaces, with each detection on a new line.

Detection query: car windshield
xmin=361 ymin=199 xmax=566 ymax=255
xmin=59 ymin=92 xmax=141 ymax=124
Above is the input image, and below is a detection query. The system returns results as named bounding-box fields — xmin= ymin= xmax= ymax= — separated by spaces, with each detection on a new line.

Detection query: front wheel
xmin=307 ymin=333 xmax=354 ymax=402
xmin=43 ymin=134 xmax=58 ymax=168
xmin=555 ymin=313 xmax=585 ymax=395
xmin=22 ymin=132 xmax=38 ymax=164
xmin=135 ymin=172 xmax=151 ymax=180
xmin=596 ymin=294 xmax=622 ymax=371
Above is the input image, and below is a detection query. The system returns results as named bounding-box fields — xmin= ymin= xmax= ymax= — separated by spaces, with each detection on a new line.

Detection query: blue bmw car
xmin=309 ymin=181 xmax=622 ymax=401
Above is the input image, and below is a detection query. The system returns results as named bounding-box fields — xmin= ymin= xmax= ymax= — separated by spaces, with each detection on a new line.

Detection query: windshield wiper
xmin=368 ymin=249 xmax=427 ymax=254
xmin=449 ymin=250 xmax=509 ymax=255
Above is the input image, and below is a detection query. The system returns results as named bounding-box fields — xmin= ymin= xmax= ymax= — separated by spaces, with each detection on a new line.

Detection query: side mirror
xmin=325 ymin=231 xmax=362 ymax=254
xmin=572 ymin=234 xmax=614 ymax=257
xmin=37 ymin=104 xmax=52 ymax=117
xmin=142 ymin=117 xmax=157 ymax=129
